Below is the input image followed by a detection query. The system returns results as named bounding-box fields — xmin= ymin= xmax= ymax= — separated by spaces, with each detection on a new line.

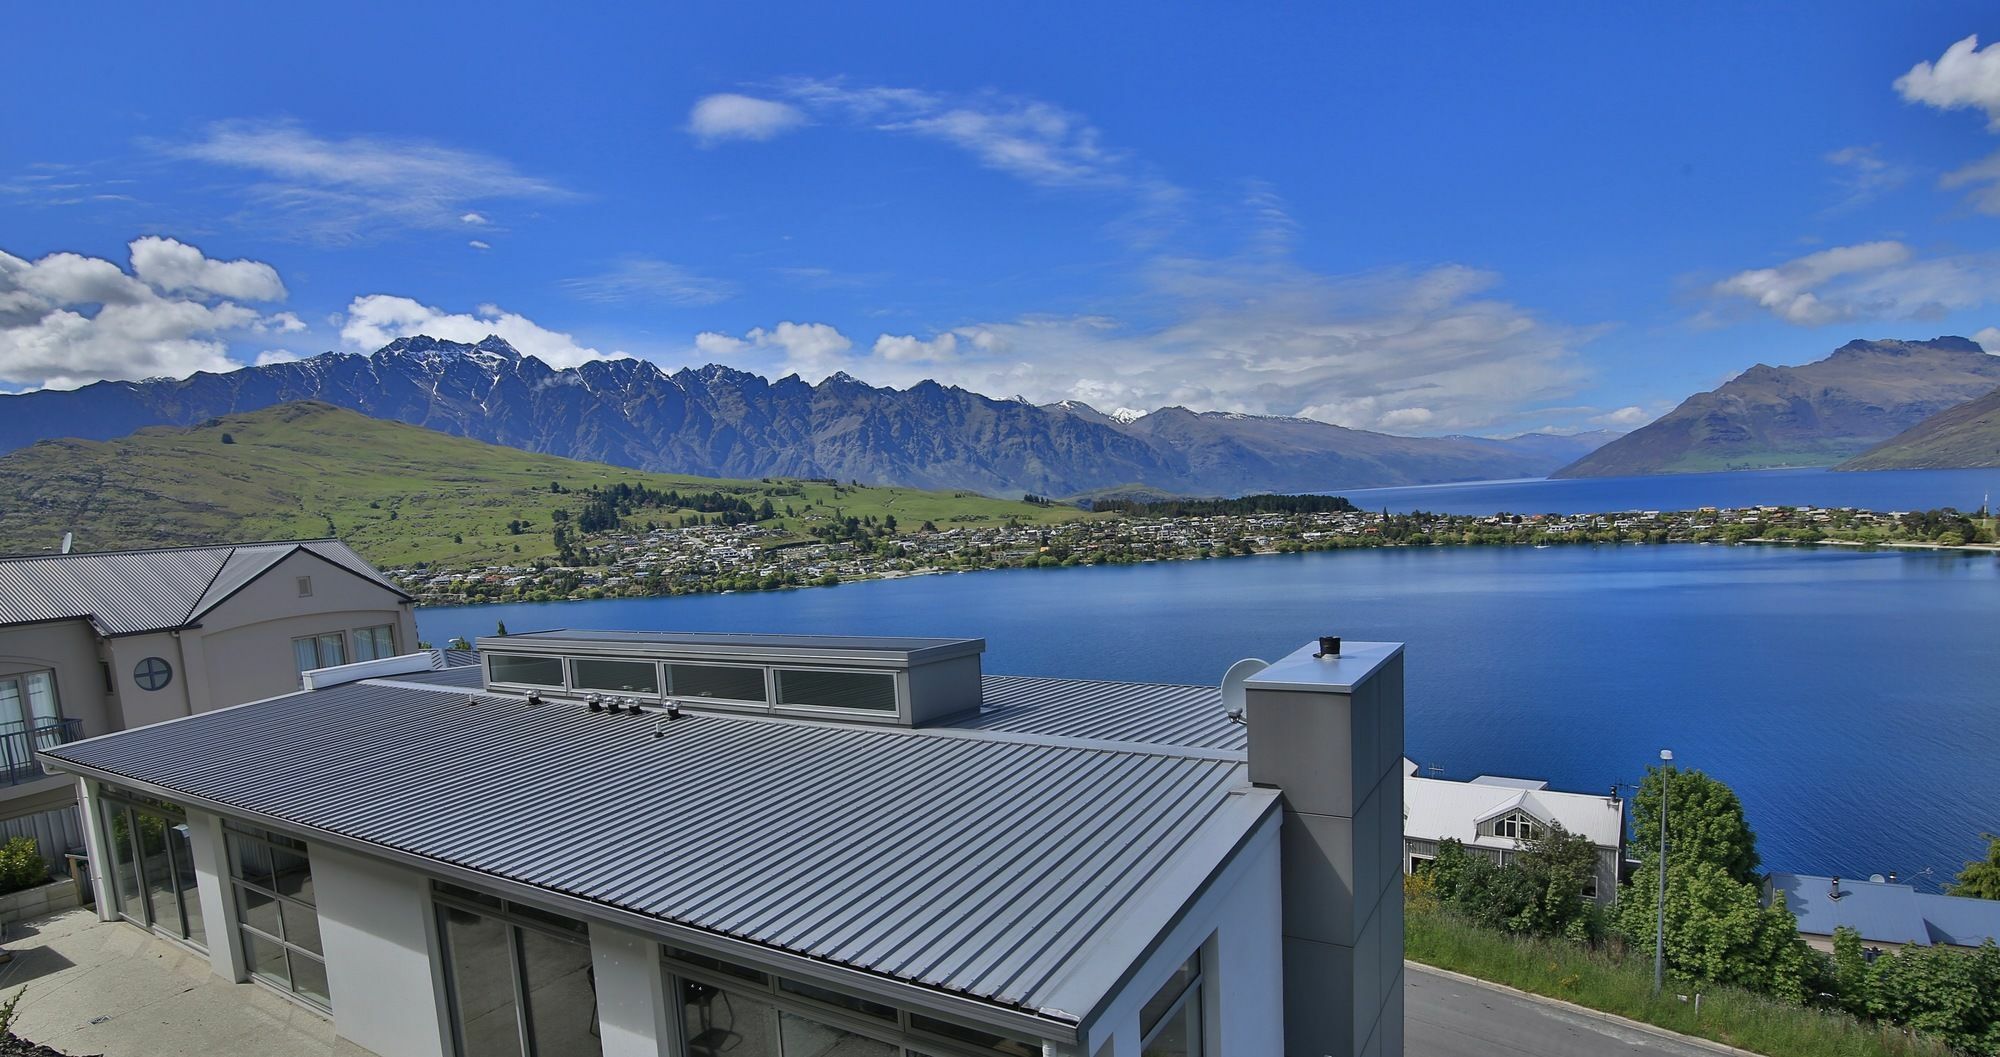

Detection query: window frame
xmin=431 ymin=881 xmax=596 ymax=1057
xmin=772 ymin=665 xmax=900 ymax=716
xmin=0 ymin=669 xmax=63 ymax=726
xmin=352 ymin=624 xmax=397 ymax=663
xmin=99 ymin=792 xmax=206 ymax=953
xmin=662 ymin=946 xmax=1043 ymax=1057
xmin=1137 ymin=949 xmax=1205 ymax=1056
xmin=290 ymin=631 xmax=349 ymax=679
xmin=1495 ymin=811 xmax=1542 ymax=842
xmin=224 ymin=823 xmax=328 ymax=1010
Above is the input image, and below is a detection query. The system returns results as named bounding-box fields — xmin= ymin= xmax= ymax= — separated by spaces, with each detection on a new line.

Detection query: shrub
xmin=0 ymin=837 xmax=49 ymax=895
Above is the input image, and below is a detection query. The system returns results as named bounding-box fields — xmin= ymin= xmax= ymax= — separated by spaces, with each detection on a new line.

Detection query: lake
xmin=418 ymin=468 xmax=2000 ymax=885
xmin=1340 ymin=465 xmax=2000 ymax=515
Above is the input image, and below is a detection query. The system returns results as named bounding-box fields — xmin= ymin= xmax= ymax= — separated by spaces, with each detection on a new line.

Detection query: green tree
xmin=1614 ymin=858 xmax=1816 ymax=1002
xmin=1513 ymin=823 xmax=1604 ymax=941
xmin=1631 ymin=764 xmax=1761 ymax=884
xmin=1947 ymin=833 xmax=2000 ymax=900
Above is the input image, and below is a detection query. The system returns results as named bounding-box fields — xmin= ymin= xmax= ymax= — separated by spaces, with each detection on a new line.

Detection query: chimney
xmin=1245 ymin=639 xmax=1405 ymax=1057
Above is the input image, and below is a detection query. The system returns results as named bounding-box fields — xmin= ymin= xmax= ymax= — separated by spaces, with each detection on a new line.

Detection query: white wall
xmin=312 ymin=843 xmax=451 ymax=1057
xmin=1080 ymin=818 xmax=1283 ymax=1057
xmin=591 ymin=922 xmax=676 ymax=1057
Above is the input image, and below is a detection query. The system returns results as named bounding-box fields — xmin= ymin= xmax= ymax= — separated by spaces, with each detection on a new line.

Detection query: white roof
xmin=1403 ymin=758 xmax=1625 ymax=851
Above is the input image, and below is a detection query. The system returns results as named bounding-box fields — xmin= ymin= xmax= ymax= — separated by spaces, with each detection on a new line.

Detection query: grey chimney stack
xmin=1245 ymin=639 xmax=1405 ymax=1057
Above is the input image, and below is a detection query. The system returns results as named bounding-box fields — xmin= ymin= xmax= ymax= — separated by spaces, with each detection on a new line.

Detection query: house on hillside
xmin=1767 ymin=872 xmax=2000 ymax=951
xmin=40 ymin=630 xmax=1411 ymax=1057
xmin=0 ymin=540 xmax=415 ymax=860
xmin=1402 ymin=760 xmax=1627 ymax=904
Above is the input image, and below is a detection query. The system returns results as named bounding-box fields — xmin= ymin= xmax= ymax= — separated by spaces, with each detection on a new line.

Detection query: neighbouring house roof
xmin=39 ymin=663 xmax=1276 ymax=1035
xmin=0 ymin=540 xmax=408 ymax=636
xmin=1769 ymin=872 xmax=2000 ymax=948
xmin=1402 ymin=759 xmax=1626 ymax=851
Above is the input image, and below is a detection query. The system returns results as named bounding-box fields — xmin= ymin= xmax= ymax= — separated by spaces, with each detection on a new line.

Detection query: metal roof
xmin=1769 ymin=873 xmax=1933 ymax=946
xmin=483 ymin=629 xmax=985 ymax=665
xmin=41 ymin=673 xmax=1274 ymax=1032
xmin=967 ymin=676 xmax=1245 ymax=751
xmin=0 ymin=540 xmax=408 ymax=636
xmin=1913 ymin=892 xmax=2000 ymax=948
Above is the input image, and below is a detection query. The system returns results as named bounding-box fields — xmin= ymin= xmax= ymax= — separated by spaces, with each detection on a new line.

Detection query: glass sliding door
xmin=434 ymin=883 xmax=600 ymax=1057
xmin=100 ymin=796 xmax=206 ymax=950
xmin=224 ymin=823 xmax=326 ymax=1008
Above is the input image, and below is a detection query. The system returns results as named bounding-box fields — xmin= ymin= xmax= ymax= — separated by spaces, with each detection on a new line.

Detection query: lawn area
xmin=1406 ymin=905 xmax=1952 ymax=1057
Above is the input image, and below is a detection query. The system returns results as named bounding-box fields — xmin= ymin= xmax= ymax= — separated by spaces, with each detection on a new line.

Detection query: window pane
xmin=779 ymin=1010 xmax=896 ymax=1057
xmin=226 ymin=833 xmax=274 ymax=886
xmin=23 ymin=672 xmax=59 ymax=723
xmin=140 ymin=813 xmax=177 ymax=936
xmin=775 ymin=669 xmax=896 ymax=712
xmin=0 ymin=677 xmax=24 ymax=727
xmin=242 ymin=928 xmax=288 ymax=985
xmin=681 ymin=980 xmax=779 ymax=1057
xmin=289 ymin=951 xmax=331 ymax=1007
xmin=236 ymin=885 xmax=281 ymax=938
xmin=778 ymin=977 xmax=896 ymax=1021
xmin=106 ymin=806 xmax=146 ymax=923
xmin=1141 ymin=993 xmax=1199 ymax=1057
xmin=442 ymin=906 xmax=525 ymax=1057
xmin=281 ymin=900 xmax=322 ymax=955
xmin=520 ymin=926 xmax=601 ymax=1057
xmin=667 ymin=663 xmax=767 ymax=703
xmin=1139 ymin=953 xmax=1199 ymax=1036
xmin=572 ymin=658 xmax=658 ymax=695
xmin=292 ymin=637 xmax=321 ymax=675
xmin=270 ymin=845 xmax=314 ymax=905
xmin=317 ymin=633 xmax=347 ymax=667
xmin=490 ymin=654 xmax=565 ymax=687
xmin=909 ymin=1014 xmax=1042 ymax=1057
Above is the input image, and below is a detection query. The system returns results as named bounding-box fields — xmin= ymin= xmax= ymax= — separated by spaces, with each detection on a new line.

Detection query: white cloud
xmin=560 ymin=258 xmax=736 ymax=306
xmin=1939 ymin=150 xmax=2000 ymax=214
xmin=1710 ymin=241 xmax=2000 ymax=326
xmin=1974 ymin=326 xmax=2000 ymax=352
xmin=691 ymin=321 xmax=854 ymax=380
xmin=170 ymin=119 xmax=569 ymax=243
xmin=0 ymin=237 xmax=294 ymax=390
xmin=255 ymin=311 xmax=306 ymax=333
xmin=684 ymin=258 xmax=1600 ymax=432
xmin=1592 ymin=406 xmax=1652 ymax=427
xmin=687 ymin=94 xmax=807 ymax=144
xmin=128 ymin=236 xmax=286 ymax=300
xmin=469 ymin=240 xmax=491 ymax=251
xmin=254 ymin=349 xmax=302 ymax=366
xmin=872 ymin=332 xmax=957 ymax=362
xmin=460 ymin=212 xmax=489 ymax=225
xmin=1896 ymin=35 xmax=2000 ymax=129
xmin=1823 ymin=145 xmax=1911 ymax=209
xmin=339 ymin=295 xmax=607 ymax=368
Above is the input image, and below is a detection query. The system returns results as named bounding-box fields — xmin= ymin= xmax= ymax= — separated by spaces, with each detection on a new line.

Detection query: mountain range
xmin=0 ymin=336 xmax=1612 ymax=497
xmin=1838 ymin=381 xmax=2000 ymax=472
xmin=1554 ymin=337 xmax=2000 ymax=478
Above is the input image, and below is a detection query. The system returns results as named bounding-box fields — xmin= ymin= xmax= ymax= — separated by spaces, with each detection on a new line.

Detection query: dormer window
xmin=1495 ymin=811 xmax=1541 ymax=841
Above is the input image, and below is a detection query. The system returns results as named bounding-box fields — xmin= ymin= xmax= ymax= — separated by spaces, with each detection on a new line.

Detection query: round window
xmin=133 ymin=657 xmax=173 ymax=692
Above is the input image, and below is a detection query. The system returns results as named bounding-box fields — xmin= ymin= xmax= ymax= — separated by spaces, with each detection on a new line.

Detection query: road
xmin=1408 ymin=965 xmax=1731 ymax=1057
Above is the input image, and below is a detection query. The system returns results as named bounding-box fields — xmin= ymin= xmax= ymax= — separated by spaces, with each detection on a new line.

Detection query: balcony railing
xmin=2 ymin=718 xmax=83 ymax=786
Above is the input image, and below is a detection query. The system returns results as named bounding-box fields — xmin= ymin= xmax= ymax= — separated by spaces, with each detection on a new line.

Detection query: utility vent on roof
xmin=473 ymin=630 xmax=986 ymax=727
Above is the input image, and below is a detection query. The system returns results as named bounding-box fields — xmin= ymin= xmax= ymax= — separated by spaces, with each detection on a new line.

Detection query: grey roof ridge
xmin=0 ymin=536 xmax=342 ymax=562
xmin=181 ymin=543 xmax=245 ymax=626
xmin=1042 ymin=785 xmax=1281 ymax=1032
xmin=352 ymin=676 xmax=1251 ymax=764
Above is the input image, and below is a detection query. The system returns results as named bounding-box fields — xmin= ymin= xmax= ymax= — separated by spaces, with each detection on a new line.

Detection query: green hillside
xmin=1838 ymin=384 xmax=2000 ymax=471
xmin=0 ymin=401 xmax=1089 ymax=567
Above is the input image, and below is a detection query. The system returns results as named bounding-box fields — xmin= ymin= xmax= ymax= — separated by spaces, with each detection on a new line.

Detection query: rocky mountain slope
xmin=1554 ymin=337 xmax=2000 ymax=478
xmin=1837 ymin=383 xmax=2000 ymax=471
xmin=0 ymin=335 xmax=1608 ymax=496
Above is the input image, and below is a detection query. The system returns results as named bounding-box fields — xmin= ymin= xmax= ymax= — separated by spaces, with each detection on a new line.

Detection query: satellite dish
xmin=1869 ymin=874 xmax=1887 ymax=884
xmin=1221 ymin=658 xmax=1270 ymax=724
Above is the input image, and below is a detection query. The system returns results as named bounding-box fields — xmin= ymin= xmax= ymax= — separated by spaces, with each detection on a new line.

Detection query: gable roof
xmin=0 ymin=540 xmax=408 ymax=636
xmin=1403 ymin=761 xmax=1626 ymax=850
xmin=38 ymin=665 xmax=1276 ymax=1040
xmin=1771 ymin=872 xmax=2000 ymax=948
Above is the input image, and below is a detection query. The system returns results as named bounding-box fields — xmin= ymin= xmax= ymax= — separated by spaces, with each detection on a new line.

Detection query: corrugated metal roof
xmin=1913 ymin=892 xmax=2000 ymax=948
xmin=42 ymin=675 xmax=1272 ymax=1025
xmin=0 ymin=540 xmax=406 ymax=635
xmin=1770 ymin=873 xmax=1933 ymax=946
xmin=967 ymin=676 xmax=1245 ymax=751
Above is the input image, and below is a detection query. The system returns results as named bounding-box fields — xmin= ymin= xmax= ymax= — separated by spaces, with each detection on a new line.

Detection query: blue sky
xmin=6 ymin=3 xmax=2000 ymax=436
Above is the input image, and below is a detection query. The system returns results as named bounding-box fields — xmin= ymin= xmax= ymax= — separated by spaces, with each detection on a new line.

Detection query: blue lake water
xmin=418 ymin=469 xmax=2000 ymax=886
xmin=1340 ymin=465 xmax=2000 ymax=515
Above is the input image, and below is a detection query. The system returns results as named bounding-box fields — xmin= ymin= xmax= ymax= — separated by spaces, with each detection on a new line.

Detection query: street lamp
xmin=1654 ymin=748 xmax=1673 ymax=994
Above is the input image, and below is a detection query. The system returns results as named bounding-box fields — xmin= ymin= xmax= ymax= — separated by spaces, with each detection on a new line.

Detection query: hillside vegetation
xmin=0 ymin=402 xmax=1088 ymax=567
xmin=1840 ymin=383 xmax=2000 ymax=470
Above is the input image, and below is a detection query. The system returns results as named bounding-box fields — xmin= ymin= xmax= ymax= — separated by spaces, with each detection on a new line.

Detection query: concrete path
xmin=1408 ymin=964 xmax=1741 ymax=1057
xmin=0 ymin=909 xmax=368 ymax=1057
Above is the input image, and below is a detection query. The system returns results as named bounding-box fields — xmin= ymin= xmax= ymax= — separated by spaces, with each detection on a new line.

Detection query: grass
xmin=0 ymin=401 xmax=1091 ymax=568
xmin=1406 ymin=906 xmax=1951 ymax=1057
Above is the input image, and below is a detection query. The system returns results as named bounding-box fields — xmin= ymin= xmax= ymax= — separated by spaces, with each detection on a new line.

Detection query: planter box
xmin=0 ymin=876 xmax=80 ymax=925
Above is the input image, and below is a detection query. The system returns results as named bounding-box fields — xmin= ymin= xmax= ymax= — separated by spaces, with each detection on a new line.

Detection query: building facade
xmin=41 ymin=630 xmax=1408 ymax=1057
xmin=1400 ymin=761 xmax=1626 ymax=905
xmin=0 ymin=540 xmax=416 ymax=847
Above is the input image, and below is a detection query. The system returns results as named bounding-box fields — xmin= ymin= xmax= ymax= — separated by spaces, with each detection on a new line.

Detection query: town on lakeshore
xmin=396 ymin=498 xmax=1998 ymax=607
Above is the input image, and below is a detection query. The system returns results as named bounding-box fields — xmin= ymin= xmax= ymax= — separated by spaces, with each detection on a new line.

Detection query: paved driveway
xmin=0 ymin=909 xmax=367 ymax=1057
xmin=1408 ymin=964 xmax=1736 ymax=1057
